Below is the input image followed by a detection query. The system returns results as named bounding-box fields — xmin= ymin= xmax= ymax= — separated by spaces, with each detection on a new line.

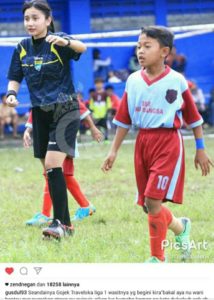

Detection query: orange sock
xmin=148 ymin=206 xmax=173 ymax=261
xmin=65 ymin=175 xmax=90 ymax=208
xmin=42 ymin=175 xmax=52 ymax=217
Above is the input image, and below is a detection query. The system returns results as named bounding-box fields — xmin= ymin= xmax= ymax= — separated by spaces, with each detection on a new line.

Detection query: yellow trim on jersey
xmin=43 ymin=59 xmax=59 ymax=65
xmin=19 ymin=44 xmax=27 ymax=60
xmin=51 ymin=44 xmax=63 ymax=65
xmin=22 ymin=59 xmax=59 ymax=68
xmin=19 ymin=42 xmax=63 ymax=67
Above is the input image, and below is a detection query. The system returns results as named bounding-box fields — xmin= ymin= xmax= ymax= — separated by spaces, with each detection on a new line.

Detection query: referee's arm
xmin=46 ymin=35 xmax=87 ymax=53
xmin=6 ymin=81 xmax=20 ymax=107
xmin=68 ymin=39 xmax=87 ymax=53
xmin=8 ymin=81 xmax=20 ymax=95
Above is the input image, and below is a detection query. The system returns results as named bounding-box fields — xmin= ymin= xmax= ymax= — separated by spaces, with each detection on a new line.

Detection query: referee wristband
xmin=64 ymin=37 xmax=71 ymax=47
xmin=195 ymin=138 xmax=205 ymax=150
xmin=6 ymin=90 xmax=17 ymax=98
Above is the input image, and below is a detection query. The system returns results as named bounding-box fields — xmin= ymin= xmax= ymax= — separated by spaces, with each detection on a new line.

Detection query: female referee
xmin=6 ymin=0 xmax=87 ymax=239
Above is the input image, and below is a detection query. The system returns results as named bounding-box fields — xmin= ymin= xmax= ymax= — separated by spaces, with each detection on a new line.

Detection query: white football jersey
xmin=114 ymin=66 xmax=203 ymax=129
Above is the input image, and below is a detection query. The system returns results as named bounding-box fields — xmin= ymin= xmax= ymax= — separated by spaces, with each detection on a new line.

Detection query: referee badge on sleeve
xmin=34 ymin=56 xmax=43 ymax=71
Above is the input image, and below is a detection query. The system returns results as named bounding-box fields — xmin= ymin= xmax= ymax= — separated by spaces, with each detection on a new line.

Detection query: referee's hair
xmin=22 ymin=0 xmax=55 ymax=33
xmin=141 ymin=26 xmax=174 ymax=50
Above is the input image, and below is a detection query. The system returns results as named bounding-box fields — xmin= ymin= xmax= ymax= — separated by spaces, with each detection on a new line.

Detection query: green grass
xmin=0 ymin=137 xmax=214 ymax=263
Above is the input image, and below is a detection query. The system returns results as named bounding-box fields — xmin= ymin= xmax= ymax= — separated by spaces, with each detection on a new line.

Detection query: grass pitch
xmin=0 ymin=137 xmax=213 ymax=263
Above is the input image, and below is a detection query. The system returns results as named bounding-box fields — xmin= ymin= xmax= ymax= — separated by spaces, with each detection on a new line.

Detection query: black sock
xmin=64 ymin=199 xmax=71 ymax=227
xmin=47 ymin=167 xmax=71 ymax=226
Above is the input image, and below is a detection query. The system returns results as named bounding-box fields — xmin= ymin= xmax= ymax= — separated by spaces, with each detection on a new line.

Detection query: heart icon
xmin=5 ymin=268 xmax=14 ymax=275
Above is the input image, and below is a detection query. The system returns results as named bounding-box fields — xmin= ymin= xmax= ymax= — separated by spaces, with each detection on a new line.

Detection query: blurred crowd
xmin=1 ymin=45 xmax=214 ymax=141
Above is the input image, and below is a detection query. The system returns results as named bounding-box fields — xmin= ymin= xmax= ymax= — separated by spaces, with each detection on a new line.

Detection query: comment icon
xmin=19 ymin=267 xmax=28 ymax=276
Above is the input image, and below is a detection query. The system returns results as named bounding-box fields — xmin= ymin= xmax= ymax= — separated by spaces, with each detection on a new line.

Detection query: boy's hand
xmin=194 ymin=150 xmax=214 ymax=176
xmin=90 ymin=126 xmax=103 ymax=143
xmin=102 ymin=152 xmax=117 ymax=173
xmin=23 ymin=128 xmax=32 ymax=148
xmin=6 ymin=95 xmax=19 ymax=107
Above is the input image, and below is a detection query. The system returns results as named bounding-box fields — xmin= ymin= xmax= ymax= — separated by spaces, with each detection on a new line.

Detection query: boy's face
xmin=137 ymin=34 xmax=170 ymax=68
xmin=95 ymin=81 xmax=104 ymax=91
xmin=105 ymin=88 xmax=113 ymax=96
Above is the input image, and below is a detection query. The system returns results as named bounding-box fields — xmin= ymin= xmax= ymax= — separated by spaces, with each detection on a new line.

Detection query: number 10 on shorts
xmin=157 ymin=175 xmax=169 ymax=190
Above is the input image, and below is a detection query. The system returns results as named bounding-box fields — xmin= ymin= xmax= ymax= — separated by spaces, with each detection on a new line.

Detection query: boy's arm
xmin=181 ymin=86 xmax=213 ymax=176
xmin=78 ymin=100 xmax=103 ymax=142
xmin=23 ymin=110 xmax=33 ymax=148
xmin=102 ymin=126 xmax=129 ymax=172
xmin=193 ymin=125 xmax=213 ymax=176
xmin=25 ymin=110 xmax=33 ymax=128
xmin=84 ymin=114 xmax=103 ymax=142
xmin=102 ymin=91 xmax=131 ymax=172
xmin=23 ymin=127 xmax=32 ymax=148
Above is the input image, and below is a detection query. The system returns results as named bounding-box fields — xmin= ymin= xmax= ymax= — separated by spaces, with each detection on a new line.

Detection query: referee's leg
xmin=45 ymin=151 xmax=69 ymax=225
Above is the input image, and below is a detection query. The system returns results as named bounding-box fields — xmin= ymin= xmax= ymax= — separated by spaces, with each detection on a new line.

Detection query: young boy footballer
xmin=102 ymin=26 xmax=213 ymax=262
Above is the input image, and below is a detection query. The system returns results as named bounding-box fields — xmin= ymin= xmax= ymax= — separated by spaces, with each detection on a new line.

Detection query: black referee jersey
xmin=7 ymin=32 xmax=81 ymax=107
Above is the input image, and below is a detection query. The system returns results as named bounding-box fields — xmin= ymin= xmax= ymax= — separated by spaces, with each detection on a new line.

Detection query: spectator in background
xmin=89 ymin=78 xmax=112 ymax=141
xmin=85 ymin=88 xmax=96 ymax=108
xmin=0 ymin=93 xmax=19 ymax=139
xmin=105 ymin=85 xmax=120 ymax=113
xmin=188 ymin=80 xmax=208 ymax=125
xmin=128 ymin=46 xmax=141 ymax=73
xmin=76 ymin=91 xmax=90 ymax=135
xmin=93 ymin=48 xmax=112 ymax=81
xmin=105 ymin=84 xmax=121 ymax=131
xmin=166 ymin=46 xmax=187 ymax=74
xmin=107 ymin=70 xmax=122 ymax=83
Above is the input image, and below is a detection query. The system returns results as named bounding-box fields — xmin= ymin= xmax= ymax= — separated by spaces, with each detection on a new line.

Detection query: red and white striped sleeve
xmin=113 ymin=92 xmax=132 ymax=129
xmin=79 ymin=100 xmax=90 ymax=120
xmin=25 ymin=110 xmax=32 ymax=129
xmin=182 ymin=89 xmax=203 ymax=128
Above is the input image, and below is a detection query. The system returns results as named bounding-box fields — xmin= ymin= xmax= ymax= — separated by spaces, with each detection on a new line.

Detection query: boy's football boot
xmin=144 ymin=256 xmax=167 ymax=263
xmin=71 ymin=205 xmax=96 ymax=221
xmin=175 ymin=217 xmax=191 ymax=260
xmin=25 ymin=212 xmax=51 ymax=226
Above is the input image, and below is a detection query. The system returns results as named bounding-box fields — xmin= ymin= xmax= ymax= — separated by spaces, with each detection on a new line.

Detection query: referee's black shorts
xmin=32 ymin=100 xmax=80 ymax=159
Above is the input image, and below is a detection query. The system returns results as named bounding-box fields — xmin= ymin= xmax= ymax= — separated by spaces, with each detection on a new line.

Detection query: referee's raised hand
xmin=46 ymin=35 xmax=87 ymax=52
xmin=6 ymin=95 xmax=19 ymax=107
xmin=46 ymin=35 xmax=68 ymax=47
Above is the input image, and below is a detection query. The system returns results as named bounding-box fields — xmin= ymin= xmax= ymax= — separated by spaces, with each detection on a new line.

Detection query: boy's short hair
xmin=94 ymin=77 xmax=104 ymax=84
xmin=141 ymin=26 xmax=174 ymax=50
xmin=88 ymin=88 xmax=95 ymax=93
xmin=105 ymin=84 xmax=114 ymax=91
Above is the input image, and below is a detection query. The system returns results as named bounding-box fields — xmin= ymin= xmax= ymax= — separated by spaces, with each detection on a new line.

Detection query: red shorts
xmin=134 ymin=128 xmax=185 ymax=206
xmin=62 ymin=157 xmax=74 ymax=176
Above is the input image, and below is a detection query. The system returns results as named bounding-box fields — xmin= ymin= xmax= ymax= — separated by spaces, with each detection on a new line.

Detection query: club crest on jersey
xmin=34 ymin=56 xmax=43 ymax=71
xmin=165 ymin=89 xmax=177 ymax=104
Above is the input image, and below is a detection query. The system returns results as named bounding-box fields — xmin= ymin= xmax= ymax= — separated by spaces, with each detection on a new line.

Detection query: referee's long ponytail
xmin=22 ymin=0 xmax=55 ymax=33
